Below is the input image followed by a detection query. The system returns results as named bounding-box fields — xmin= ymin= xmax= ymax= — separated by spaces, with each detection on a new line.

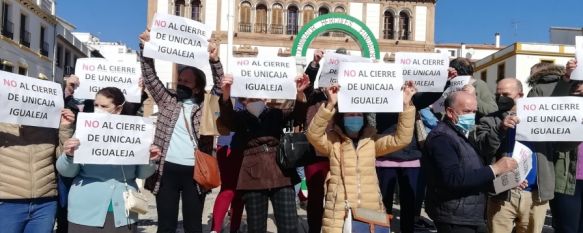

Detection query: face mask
xmin=94 ymin=108 xmax=112 ymax=114
xmin=496 ymin=95 xmax=515 ymax=112
xmin=455 ymin=113 xmax=476 ymax=134
xmin=344 ymin=116 xmax=364 ymax=135
xmin=246 ymin=101 xmax=266 ymax=117
xmin=176 ymin=85 xmax=193 ymax=100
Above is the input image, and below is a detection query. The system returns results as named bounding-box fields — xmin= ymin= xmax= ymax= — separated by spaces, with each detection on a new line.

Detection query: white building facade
xmin=474 ymin=42 xmax=576 ymax=93
xmin=0 ymin=0 xmax=56 ymax=80
xmin=54 ymin=17 xmax=91 ymax=83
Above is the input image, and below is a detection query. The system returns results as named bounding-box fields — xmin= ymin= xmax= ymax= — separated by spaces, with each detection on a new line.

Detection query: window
xmin=40 ymin=26 xmax=48 ymax=56
xmin=399 ymin=12 xmax=410 ymax=40
xmin=191 ymin=0 xmax=201 ymax=22
xmin=255 ymin=4 xmax=267 ymax=33
xmin=318 ymin=7 xmax=330 ymax=36
xmin=497 ymin=63 xmax=505 ymax=82
xmin=56 ymin=45 xmax=62 ymax=67
xmin=19 ymin=14 xmax=29 ymax=47
xmin=270 ymin=4 xmax=283 ymax=34
xmin=481 ymin=71 xmax=487 ymax=82
xmin=286 ymin=5 xmax=298 ymax=35
xmin=1 ymin=2 xmax=13 ymax=39
xmin=2 ymin=62 xmax=13 ymax=72
xmin=383 ymin=10 xmax=395 ymax=39
xmin=18 ymin=66 xmax=26 ymax=75
xmin=174 ymin=0 xmax=185 ymax=16
xmin=239 ymin=1 xmax=251 ymax=32
xmin=73 ymin=55 xmax=78 ymax=66
xmin=302 ymin=5 xmax=314 ymax=26
xmin=449 ymin=50 xmax=456 ymax=57
xmin=334 ymin=6 xmax=345 ymax=14
xmin=64 ymin=50 xmax=71 ymax=69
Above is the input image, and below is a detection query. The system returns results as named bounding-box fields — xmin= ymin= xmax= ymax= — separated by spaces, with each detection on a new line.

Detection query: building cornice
xmin=19 ymin=0 xmax=57 ymax=25
xmin=1 ymin=35 xmax=53 ymax=62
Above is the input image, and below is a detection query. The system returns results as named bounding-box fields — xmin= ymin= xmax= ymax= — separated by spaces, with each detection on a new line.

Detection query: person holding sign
xmin=305 ymin=81 xmax=417 ymax=233
xmin=422 ymin=91 xmax=518 ymax=233
xmin=449 ymin=58 xmax=498 ymax=120
xmin=0 ymin=110 xmax=75 ymax=233
xmin=56 ymin=87 xmax=160 ymax=233
xmin=218 ymin=73 xmax=310 ymax=233
xmin=139 ymin=30 xmax=223 ymax=233
xmin=472 ymin=78 xmax=554 ymax=233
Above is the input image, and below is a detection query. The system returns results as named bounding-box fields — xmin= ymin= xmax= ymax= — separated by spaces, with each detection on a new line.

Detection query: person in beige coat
xmin=306 ymin=82 xmax=417 ymax=233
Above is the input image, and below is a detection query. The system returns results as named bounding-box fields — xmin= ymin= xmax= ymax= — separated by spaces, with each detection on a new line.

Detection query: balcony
xmin=239 ymin=23 xmax=252 ymax=33
xmin=270 ymin=24 xmax=283 ymax=34
xmin=286 ymin=25 xmax=298 ymax=35
xmin=254 ymin=23 xmax=267 ymax=33
xmin=40 ymin=42 xmax=49 ymax=56
xmin=1 ymin=21 xmax=14 ymax=39
xmin=20 ymin=31 xmax=31 ymax=47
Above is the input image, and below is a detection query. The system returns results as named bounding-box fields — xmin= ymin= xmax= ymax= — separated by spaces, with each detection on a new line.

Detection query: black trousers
xmin=435 ymin=222 xmax=479 ymax=233
xmin=156 ymin=162 xmax=206 ymax=233
xmin=68 ymin=213 xmax=137 ymax=233
xmin=376 ymin=167 xmax=421 ymax=233
xmin=242 ymin=186 xmax=298 ymax=233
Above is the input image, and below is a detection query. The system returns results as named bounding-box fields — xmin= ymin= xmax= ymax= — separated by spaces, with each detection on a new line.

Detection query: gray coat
xmin=471 ymin=111 xmax=555 ymax=201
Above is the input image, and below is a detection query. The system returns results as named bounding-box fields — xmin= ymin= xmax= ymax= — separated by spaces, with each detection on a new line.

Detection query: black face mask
xmin=496 ymin=95 xmax=515 ymax=112
xmin=176 ymin=85 xmax=193 ymax=100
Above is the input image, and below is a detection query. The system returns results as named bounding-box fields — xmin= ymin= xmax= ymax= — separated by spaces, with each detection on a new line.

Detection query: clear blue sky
xmin=57 ymin=0 xmax=583 ymax=49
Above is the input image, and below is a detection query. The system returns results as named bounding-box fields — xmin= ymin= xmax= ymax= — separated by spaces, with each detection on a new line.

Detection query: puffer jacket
xmin=526 ymin=64 xmax=567 ymax=97
xmin=0 ymin=123 xmax=73 ymax=199
xmin=306 ymin=104 xmax=415 ymax=233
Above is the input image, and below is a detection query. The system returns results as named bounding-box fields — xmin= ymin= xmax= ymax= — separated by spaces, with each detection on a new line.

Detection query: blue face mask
xmin=455 ymin=113 xmax=476 ymax=133
xmin=344 ymin=116 xmax=364 ymax=135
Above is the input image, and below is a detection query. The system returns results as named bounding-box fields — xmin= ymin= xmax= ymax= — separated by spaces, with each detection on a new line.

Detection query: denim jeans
xmin=0 ymin=198 xmax=58 ymax=233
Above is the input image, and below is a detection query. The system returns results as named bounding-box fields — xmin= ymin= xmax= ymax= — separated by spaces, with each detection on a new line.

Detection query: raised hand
xmin=296 ymin=74 xmax=311 ymax=93
xmin=64 ymin=138 xmax=80 ymax=157
xmin=402 ymin=81 xmax=417 ymax=106
xmin=208 ymin=40 xmax=219 ymax=62
xmin=326 ymin=84 xmax=340 ymax=107
xmin=139 ymin=28 xmax=151 ymax=44
xmin=149 ymin=145 xmax=161 ymax=161
xmin=566 ymin=59 xmax=578 ymax=79
xmin=60 ymin=109 xmax=75 ymax=126
xmin=221 ymin=74 xmax=233 ymax=101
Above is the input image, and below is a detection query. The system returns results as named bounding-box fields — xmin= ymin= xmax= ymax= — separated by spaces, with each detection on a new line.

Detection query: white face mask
xmin=94 ymin=108 xmax=112 ymax=114
xmin=246 ymin=101 xmax=266 ymax=117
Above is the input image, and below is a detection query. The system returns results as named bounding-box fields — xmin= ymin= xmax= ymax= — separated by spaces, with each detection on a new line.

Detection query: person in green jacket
xmin=527 ymin=59 xmax=582 ymax=233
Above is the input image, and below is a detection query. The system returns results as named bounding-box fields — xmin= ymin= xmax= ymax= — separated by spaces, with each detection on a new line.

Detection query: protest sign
xmin=337 ymin=62 xmax=404 ymax=113
xmin=143 ymin=13 xmax=212 ymax=88
xmin=316 ymin=52 xmax=372 ymax=88
xmin=74 ymin=113 xmax=155 ymax=165
xmin=395 ymin=52 xmax=449 ymax=92
xmin=516 ymin=97 xmax=583 ymax=141
xmin=0 ymin=71 xmax=63 ymax=128
xmin=511 ymin=141 xmax=533 ymax=183
xmin=74 ymin=58 xmax=142 ymax=103
xmin=431 ymin=75 xmax=472 ymax=113
xmin=571 ymin=36 xmax=583 ymax=81
xmin=230 ymin=56 xmax=298 ymax=100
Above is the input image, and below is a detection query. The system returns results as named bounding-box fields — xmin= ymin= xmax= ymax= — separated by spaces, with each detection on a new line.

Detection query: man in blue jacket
xmin=423 ymin=91 xmax=517 ymax=233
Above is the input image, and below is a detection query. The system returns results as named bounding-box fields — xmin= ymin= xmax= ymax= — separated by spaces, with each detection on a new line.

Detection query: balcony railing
xmin=1 ymin=21 xmax=14 ymax=39
xmin=40 ymin=42 xmax=49 ymax=56
xmin=286 ymin=25 xmax=298 ymax=35
xmin=239 ymin=23 xmax=252 ymax=33
xmin=270 ymin=24 xmax=283 ymax=34
xmin=254 ymin=23 xmax=267 ymax=33
xmin=20 ymin=31 xmax=31 ymax=47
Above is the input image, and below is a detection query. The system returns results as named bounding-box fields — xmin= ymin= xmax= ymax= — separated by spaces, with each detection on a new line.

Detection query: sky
xmin=57 ymin=0 xmax=583 ymax=50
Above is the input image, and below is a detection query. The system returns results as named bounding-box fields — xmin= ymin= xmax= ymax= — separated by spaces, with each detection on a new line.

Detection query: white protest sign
xmin=74 ymin=113 xmax=155 ymax=165
xmin=337 ymin=62 xmax=404 ymax=113
xmin=0 ymin=71 xmax=63 ymax=128
xmin=431 ymin=76 xmax=472 ymax=113
xmin=571 ymin=36 xmax=583 ymax=81
xmin=516 ymin=97 xmax=583 ymax=141
xmin=230 ymin=56 xmax=298 ymax=100
xmin=144 ymin=13 xmax=212 ymax=89
xmin=395 ymin=52 xmax=449 ymax=92
xmin=74 ymin=58 xmax=142 ymax=103
xmin=511 ymin=141 xmax=533 ymax=183
xmin=316 ymin=52 xmax=372 ymax=88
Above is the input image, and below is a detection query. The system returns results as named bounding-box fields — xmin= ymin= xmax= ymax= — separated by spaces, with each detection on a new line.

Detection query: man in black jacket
xmin=423 ymin=91 xmax=517 ymax=233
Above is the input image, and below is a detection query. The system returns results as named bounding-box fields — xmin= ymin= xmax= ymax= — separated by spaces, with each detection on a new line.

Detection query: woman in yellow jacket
xmin=306 ymin=82 xmax=417 ymax=233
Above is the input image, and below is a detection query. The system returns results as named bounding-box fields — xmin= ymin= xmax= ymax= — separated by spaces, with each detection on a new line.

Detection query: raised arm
xmin=208 ymin=41 xmax=224 ymax=96
xmin=306 ymin=104 xmax=334 ymax=157
xmin=139 ymin=30 xmax=174 ymax=105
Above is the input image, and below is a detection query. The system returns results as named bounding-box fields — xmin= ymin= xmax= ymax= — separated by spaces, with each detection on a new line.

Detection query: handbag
xmin=339 ymin=141 xmax=391 ymax=233
xmin=183 ymin=109 xmax=221 ymax=190
xmin=120 ymin=167 xmax=149 ymax=216
xmin=415 ymin=112 xmax=428 ymax=148
xmin=200 ymin=93 xmax=230 ymax=136
xmin=277 ymin=132 xmax=312 ymax=169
